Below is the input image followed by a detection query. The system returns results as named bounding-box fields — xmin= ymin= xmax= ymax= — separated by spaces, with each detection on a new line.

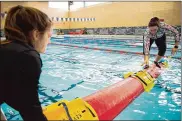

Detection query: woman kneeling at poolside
xmin=0 ymin=5 xmax=52 ymax=121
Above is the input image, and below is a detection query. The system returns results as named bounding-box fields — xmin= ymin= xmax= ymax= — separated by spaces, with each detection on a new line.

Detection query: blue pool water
xmin=1 ymin=38 xmax=181 ymax=120
xmin=51 ymin=37 xmax=181 ymax=58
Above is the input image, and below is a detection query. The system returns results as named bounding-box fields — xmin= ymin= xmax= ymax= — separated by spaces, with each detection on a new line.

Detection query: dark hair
xmin=148 ymin=17 xmax=160 ymax=27
xmin=4 ymin=5 xmax=52 ymax=43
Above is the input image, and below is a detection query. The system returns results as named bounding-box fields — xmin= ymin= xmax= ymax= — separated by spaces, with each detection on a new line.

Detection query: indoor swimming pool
xmin=1 ymin=37 xmax=181 ymax=120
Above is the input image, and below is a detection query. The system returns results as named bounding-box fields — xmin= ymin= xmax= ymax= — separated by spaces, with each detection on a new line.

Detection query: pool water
xmin=51 ymin=37 xmax=181 ymax=58
xmin=1 ymin=39 xmax=181 ymax=120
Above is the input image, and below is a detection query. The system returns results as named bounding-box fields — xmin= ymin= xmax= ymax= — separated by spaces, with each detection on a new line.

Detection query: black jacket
xmin=0 ymin=40 xmax=47 ymax=121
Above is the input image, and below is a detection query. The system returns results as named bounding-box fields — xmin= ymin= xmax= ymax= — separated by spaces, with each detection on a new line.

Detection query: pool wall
xmin=53 ymin=26 xmax=181 ymax=36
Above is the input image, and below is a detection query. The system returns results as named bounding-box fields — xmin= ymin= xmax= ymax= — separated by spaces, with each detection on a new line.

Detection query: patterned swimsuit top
xmin=143 ymin=22 xmax=180 ymax=55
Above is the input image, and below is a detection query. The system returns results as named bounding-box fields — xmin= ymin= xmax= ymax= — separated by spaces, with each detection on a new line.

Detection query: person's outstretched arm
xmin=161 ymin=23 xmax=180 ymax=55
xmin=142 ymin=29 xmax=150 ymax=66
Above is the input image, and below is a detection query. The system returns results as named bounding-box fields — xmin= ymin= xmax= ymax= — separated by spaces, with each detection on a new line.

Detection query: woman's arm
xmin=143 ymin=29 xmax=151 ymax=55
xmin=142 ymin=29 xmax=151 ymax=67
xmin=161 ymin=23 xmax=180 ymax=45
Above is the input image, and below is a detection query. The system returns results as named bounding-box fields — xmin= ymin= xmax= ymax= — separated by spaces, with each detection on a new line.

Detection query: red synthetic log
xmin=83 ymin=64 xmax=163 ymax=120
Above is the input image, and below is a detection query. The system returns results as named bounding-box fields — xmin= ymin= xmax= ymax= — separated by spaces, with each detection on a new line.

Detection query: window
xmin=85 ymin=2 xmax=106 ymax=7
xmin=56 ymin=17 xmax=59 ymax=21
xmin=61 ymin=18 xmax=64 ymax=21
xmin=73 ymin=18 xmax=76 ymax=21
xmin=58 ymin=18 xmax=61 ymax=21
xmin=49 ymin=2 xmax=106 ymax=11
xmin=70 ymin=2 xmax=84 ymax=11
xmin=49 ymin=2 xmax=68 ymax=11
